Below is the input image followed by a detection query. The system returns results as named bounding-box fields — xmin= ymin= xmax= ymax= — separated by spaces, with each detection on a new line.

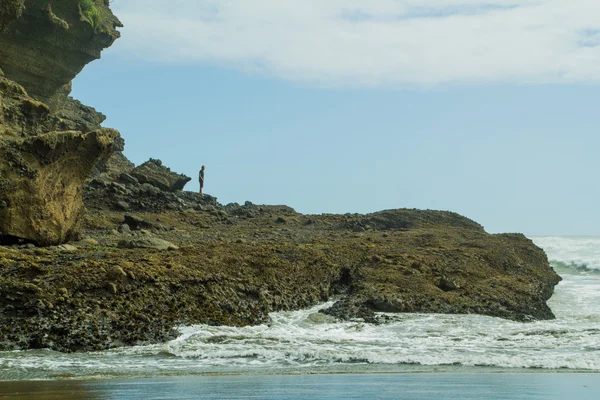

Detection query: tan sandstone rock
xmin=0 ymin=96 xmax=118 ymax=244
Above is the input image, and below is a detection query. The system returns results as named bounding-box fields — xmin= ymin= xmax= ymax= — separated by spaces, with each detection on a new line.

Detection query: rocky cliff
xmin=0 ymin=0 xmax=122 ymax=245
xmin=0 ymin=0 xmax=121 ymax=109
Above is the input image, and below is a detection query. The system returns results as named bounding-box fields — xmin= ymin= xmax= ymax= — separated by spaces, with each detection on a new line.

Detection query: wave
xmin=99 ymin=303 xmax=600 ymax=372
xmin=550 ymin=260 xmax=600 ymax=274
xmin=1 ymin=314 xmax=599 ymax=380
xmin=532 ymin=236 xmax=600 ymax=271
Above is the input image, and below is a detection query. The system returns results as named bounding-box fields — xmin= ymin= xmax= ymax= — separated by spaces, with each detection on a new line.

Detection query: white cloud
xmin=110 ymin=0 xmax=600 ymax=86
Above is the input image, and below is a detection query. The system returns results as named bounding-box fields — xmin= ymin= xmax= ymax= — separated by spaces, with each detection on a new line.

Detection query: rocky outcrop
xmin=0 ymin=0 xmax=122 ymax=245
xmin=0 ymin=206 xmax=561 ymax=352
xmin=320 ymin=231 xmax=559 ymax=322
xmin=0 ymin=130 xmax=117 ymax=245
xmin=130 ymin=158 xmax=192 ymax=192
xmin=0 ymin=76 xmax=118 ymax=245
xmin=0 ymin=0 xmax=122 ymax=109
xmin=0 ymin=0 xmax=564 ymax=354
xmin=91 ymin=136 xmax=134 ymax=179
xmin=85 ymin=163 xmax=213 ymax=213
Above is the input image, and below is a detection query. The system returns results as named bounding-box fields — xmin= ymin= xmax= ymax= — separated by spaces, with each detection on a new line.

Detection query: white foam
xmin=112 ymin=296 xmax=600 ymax=371
xmin=533 ymin=236 xmax=600 ymax=270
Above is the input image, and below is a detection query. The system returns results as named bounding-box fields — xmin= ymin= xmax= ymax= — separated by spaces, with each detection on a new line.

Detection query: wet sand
xmin=0 ymin=373 xmax=598 ymax=400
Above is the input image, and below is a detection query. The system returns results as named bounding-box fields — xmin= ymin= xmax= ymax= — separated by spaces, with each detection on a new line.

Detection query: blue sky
xmin=72 ymin=0 xmax=600 ymax=235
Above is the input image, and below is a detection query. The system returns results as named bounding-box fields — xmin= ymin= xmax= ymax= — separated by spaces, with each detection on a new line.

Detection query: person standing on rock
xmin=199 ymin=165 xmax=205 ymax=197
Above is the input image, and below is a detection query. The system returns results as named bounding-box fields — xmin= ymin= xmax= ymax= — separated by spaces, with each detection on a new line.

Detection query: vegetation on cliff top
xmin=79 ymin=0 xmax=100 ymax=31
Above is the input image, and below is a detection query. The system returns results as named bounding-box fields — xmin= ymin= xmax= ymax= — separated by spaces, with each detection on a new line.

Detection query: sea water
xmin=0 ymin=236 xmax=599 ymax=398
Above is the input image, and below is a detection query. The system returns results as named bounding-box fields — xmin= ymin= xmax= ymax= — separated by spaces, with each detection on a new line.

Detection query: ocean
xmin=0 ymin=236 xmax=599 ymax=398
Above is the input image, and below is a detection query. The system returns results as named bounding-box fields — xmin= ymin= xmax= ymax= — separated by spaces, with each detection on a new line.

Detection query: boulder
xmin=117 ymin=223 xmax=130 ymax=234
xmin=118 ymin=172 xmax=139 ymax=185
xmin=130 ymin=158 xmax=191 ymax=192
xmin=123 ymin=215 xmax=154 ymax=231
xmin=55 ymin=244 xmax=77 ymax=252
xmin=0 ymin=125 xmax=118 ymax=245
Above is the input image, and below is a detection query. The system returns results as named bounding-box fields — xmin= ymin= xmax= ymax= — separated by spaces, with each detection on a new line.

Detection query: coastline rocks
xmin=55 ymin=244 xmax=77 ymax=252
xmin=84 ymin=156 xmax=219 ymax=213
xmin=0 ymin=208 xmax=562 ymax=352
xmin=0 ymin=2 xmax=564 ymax=354
xmin=130 ymin=158 xmax=192 ymax=192
xmin=320 ymin=231 xmax=561 ymax=322
xmin=119 ymin=173 xmax=138 ymax=185
xmin=91 ymin=136 xmax=134 ymax=180
xmin=0 ymin=76 xmax=55 ymax=137
xmin=340 ymin=209 xmax=484 ymax=233
xmin=364 ymin=208 xmax=484 ymax=231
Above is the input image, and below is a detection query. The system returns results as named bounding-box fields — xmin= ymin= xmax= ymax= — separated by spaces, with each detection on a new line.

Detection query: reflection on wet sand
xmin=1 ymin=374 xmax=599 ymax=400
xmin=0 ymin=380 xmax=101 ymax=400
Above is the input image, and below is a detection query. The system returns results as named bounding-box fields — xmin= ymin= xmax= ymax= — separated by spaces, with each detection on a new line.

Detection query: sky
xmin=71 ymin=0 xmax=600 ymax=236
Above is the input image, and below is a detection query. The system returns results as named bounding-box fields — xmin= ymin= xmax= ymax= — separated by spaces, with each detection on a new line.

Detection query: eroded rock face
xmin=90 ymin=135 xmax=134 ymax=179
xmin=320 ymin=231 xmax=560 ymax=322
xmin=0 ymin=128 xmax=118 ymax=245
xmin=0 ymin=0 xmax=23 ymax=30
xmin=0 ymin=1 xmax=122 ymax=245
xmin=0 ymin=76 xmax=118 ymax=244
xmin=0 ymin=0 xmax=122 ymax=109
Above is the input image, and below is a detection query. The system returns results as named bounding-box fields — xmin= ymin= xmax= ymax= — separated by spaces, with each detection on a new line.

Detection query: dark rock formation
xmin=320 ymin=230 xmax=560 ymax=322
xmin=0 ymin=206 xmax=562 ymax=352
xmin=91 ymin=136 xmax=134 ymax=179
xmin=84 ymin=169 xmax=216 ymax=213
xmin=0 ymin=0 xmax=24 ymax=32
xmin=0 ymin=129 xmax=118 ymax=244
xmin=130 ymin=158 xmax=192 ymax=192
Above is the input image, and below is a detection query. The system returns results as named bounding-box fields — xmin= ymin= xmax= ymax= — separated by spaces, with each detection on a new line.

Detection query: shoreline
xmin=1 ymin=357 xmax=599 ymax=382
xmin=1 ymin=372 xmax=599 ymax=400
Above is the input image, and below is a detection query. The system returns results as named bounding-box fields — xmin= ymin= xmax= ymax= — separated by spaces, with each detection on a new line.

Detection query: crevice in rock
xmin=331 ymin=267 xmax=353 ymax=295
xmin=0 ymin=233 xmax=37 ymax=247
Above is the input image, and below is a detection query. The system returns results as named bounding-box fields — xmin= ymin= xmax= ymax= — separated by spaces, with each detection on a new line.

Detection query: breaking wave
xmin=533 ymin=236 xmax=600 ymax=271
